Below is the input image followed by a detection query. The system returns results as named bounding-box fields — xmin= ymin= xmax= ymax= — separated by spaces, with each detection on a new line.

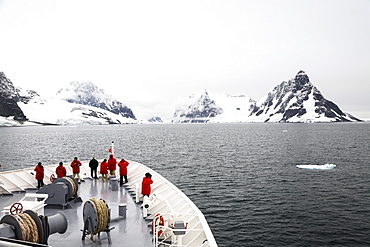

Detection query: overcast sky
xmin=0 ymin=0 xmax=369 ymax=119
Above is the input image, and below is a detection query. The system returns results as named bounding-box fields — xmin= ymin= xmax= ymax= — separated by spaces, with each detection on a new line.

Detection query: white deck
xmin=0 ymin=161 xmax=217 ymax=247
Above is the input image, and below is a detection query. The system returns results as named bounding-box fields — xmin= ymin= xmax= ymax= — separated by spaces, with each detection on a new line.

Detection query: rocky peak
xmin=55 ymin=81 xmax=136 ymax=120
xmin=174 ymin=90 xmax=224 ymax=119
xmin=0 ymin=72 xmax=18 ymax=98
xmin=293 ymin=70 xmax=310 ymax=89
xmin=0 ymin=72 xmax=28 ymax=120
xmin=57 ymin=81 xmax=103 ymax=95
xmin=250 ymin=70 xmax=361 ymax=122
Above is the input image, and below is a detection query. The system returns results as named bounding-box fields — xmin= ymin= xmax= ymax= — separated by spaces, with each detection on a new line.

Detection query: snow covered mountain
xmin=0 ymin=72 xmax=137 ymax=126
xmin=0 ymin=70 xmax=362 ymax=126
xmin=173 ymin=71 xmax=362 ymax=123
xmin=0 ymin=71 xmax=45 ymax=123
xmin=249 ymin=70 xmax=361 ymax=122
xmin=172 ymin=90 xmax=256 ymax=123
xmin=54 ymin=81 xmax=136 ymax=120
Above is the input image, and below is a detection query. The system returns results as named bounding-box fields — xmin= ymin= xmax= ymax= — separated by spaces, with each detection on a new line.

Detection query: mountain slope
xmin=0 ymin=71 xmax=43 ymax=121
xmin=173 ymin=90 xmax=256 ymax=123
xmin=55 ymin=81 xmax=136 ymax=120
xmin=0 ymin=70 xmax=362 ymax=126
xmin=20 ymin=81 xmax=137 ymax=125
xmin=172 ymin=71 xmax=361 ymax=123
xmin=249 ymin=71 xmax=361 ymax=122
xmin=0 ymin=72 xmax=137 ymax=126
xmin=19 ymin=98 xmax=136 ymax=125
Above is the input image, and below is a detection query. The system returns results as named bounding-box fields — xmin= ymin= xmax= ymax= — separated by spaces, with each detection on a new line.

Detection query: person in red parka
xmin=118 ymin=158 xmax=129 ymax=186
xmin=141 ymin=172 xmax=153 ymax=196
xmin=55 ymin=162 xmax=67 ymax=178
xmin=100 ymin=159 xmax=109 ymax=182
xmin=108 ymin=154 xmax=117 ymax=176
xmin=34 ymin=162 xmax=44 ymax=189
xmin=70 ymin=157 xmax=82 ymax=184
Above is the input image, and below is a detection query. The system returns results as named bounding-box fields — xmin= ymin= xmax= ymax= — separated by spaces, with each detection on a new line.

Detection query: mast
xmin=111 ymin=141 xmax=114 ymax=155
xmin=108 ymin=141 xmax=115 ymax=155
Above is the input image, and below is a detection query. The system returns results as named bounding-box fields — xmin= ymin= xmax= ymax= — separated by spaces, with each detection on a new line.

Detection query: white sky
xmin=0 ymin=0 xmax=369 ymax=119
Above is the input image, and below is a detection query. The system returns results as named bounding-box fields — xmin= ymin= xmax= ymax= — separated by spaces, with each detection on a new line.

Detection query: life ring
xmin=10 ymin=202 xmax=23 ymax=215
xmin=50 ymin=174 xmax=56 ymax=182
xmin=151 ymin=214 xmax=165 ymax=237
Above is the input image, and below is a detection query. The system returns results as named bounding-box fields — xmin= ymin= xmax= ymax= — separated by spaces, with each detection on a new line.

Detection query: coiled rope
xmin=13 ymin=213 xmax=39 ymax=243
xmin=89 ymin=198 xmax=109 ymax=235
xmin=64 ymin=177 xmax=77 ymax=198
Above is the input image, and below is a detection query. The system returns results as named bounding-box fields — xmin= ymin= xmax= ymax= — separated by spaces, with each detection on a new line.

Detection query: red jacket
xmin=141 ymin=177 xmax=153 ymax=195
xmin=34 ymin=164 xmax=44 ymax=180
xmin=56 ymin=166 xmax=67 ymax=178
xmin=70 ymin=159 xmax=82 ymax=173
xmin=100 ymin=161 xmax=108 ymax=174
xmin=118 ymin=159 xmax=129 ymax=176
xmin=108 ymin=156 xmax=117 ymax=171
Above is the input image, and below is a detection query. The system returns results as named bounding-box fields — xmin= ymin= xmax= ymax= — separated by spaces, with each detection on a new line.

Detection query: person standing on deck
xmin=34 ymin=162 xmax=44 ymax=189
xmin=118 ymin=158 xmax=129 ymax=186
xmin=70 ymin=157 xmax=82 ymax=184
xmin=141 ymin=172 xmax=153 ymax=196
xmin=100 ymin=159 xmax=109 ymax=182
xmin=89 ymin=156 xmax=99 ymax=179
xmin=56 ymin=162 xmax=67 ymax=178
xmin=108 ymin=154 xmax=117 ymax=176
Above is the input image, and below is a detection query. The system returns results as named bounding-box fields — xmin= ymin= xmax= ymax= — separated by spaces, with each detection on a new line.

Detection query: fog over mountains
xmin=0 ymin=70 xmax=362 ymax=126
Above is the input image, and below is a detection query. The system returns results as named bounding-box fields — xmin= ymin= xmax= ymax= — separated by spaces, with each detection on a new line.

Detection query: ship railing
xmin=153 ymin=225 xmax=210 ymax=247
xmin=152 ymin=213 xmax=210 ymax=247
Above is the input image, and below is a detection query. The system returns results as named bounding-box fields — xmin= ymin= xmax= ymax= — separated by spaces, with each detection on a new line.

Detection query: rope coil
xmin=64 ymin=177 xmax=77 ymax=198
xmin=89 ymin=198 xmax=109 ymax=235
xmin=13 ymin=213 xmax=39 ymax=243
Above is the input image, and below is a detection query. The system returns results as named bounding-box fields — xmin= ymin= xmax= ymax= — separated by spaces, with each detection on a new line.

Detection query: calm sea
xmin=1 ymin=123 xmax=369 ymax=246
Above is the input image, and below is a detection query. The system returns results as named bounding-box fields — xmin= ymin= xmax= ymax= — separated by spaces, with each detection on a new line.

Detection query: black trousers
xmin=37 ymin=179 xmax=44 ymax=189
xmin=91 ymin=168 xmax=97 ymax=178
xmin=120 ymin=175 xmax=128 ymax=186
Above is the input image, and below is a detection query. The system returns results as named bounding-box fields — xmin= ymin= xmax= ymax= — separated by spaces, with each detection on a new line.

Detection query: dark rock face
xmin=148 ymin=117 xmax=163 ymax=123
xmin=0 ymin=72 xmax=28 ymax=121
xmin=250 ymin=70 xmax=361 ymax=122
xmin=56 ymin=81 xmax=136 ymax=120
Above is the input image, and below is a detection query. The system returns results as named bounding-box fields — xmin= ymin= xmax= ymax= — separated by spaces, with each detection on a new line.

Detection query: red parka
xmin=141 ymin=177 xmax=153 ymax=196
xmin=108 ymin=155 xmax=117 ymax=171
xmin=34 ymin=164 xmax=44 ymax=180
xmin=56 ymin=165 xmax=67 ymax=178
xmin=71 ymin=159 xmax=82 ymax=173
xmin=100 ymin=161 xmax=108 ymax=174
xmin=118 ymin=159 xmax=129 ymax=176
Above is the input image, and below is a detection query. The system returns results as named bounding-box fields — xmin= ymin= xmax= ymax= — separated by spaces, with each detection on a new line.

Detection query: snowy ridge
xmin=19 ymin=98 xmax=136 ymax=125
xmin=55 ymin=81 xmax=136 ymax=120
xmin=172 ymin=90 xmax=256 ymax=123
xmin=173 ymin=90 xmax=225 ymax=123
xmin=0 ymin=70 xmax=363 ymax=126
xmin=172 ymin=71 xmax=362 ymax=123
xmin=248 ymin=71 xmax=361 ymax=122
xmin=0 ymin=73 xmax=137 ymax=126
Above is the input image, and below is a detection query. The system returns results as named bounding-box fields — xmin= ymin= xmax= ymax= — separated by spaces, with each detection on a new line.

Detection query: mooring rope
xmin=14 ymin=213 xmax=39 ymax=243
xmin=64 ymin=177 xmax=77 ymax=198
xmin=89 ymin=198 xmax=109 ymax=235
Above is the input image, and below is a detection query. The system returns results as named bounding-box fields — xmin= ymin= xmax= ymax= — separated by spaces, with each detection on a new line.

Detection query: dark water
xmin=1 ymin=123 xmax=370 ymax=246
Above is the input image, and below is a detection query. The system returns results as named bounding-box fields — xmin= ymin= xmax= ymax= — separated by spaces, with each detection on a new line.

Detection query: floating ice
xmin=296 ymin=164 xmax=336 ymax=170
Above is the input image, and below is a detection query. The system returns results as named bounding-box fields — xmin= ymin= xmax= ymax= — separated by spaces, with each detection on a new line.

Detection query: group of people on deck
xmin=33 ymin=155 xmax=153 ymax=196
xmin=95 ymin=154 xmax=130 ymax=187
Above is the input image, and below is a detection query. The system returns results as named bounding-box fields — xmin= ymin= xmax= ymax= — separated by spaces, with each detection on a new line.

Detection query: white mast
xmin=111 ymin=141 xmax=115 ymax=155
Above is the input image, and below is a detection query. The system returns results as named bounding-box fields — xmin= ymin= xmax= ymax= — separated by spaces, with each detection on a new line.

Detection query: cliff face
xmin=174 ymin=90 xmax=224 ymax=118
xmin=55 ymin=81 xmax=136 ymax=120
xmin=249 ymin=71 xmax=361 ymax=122
xmin=0 ymin=72 xmax=28 ymax=121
